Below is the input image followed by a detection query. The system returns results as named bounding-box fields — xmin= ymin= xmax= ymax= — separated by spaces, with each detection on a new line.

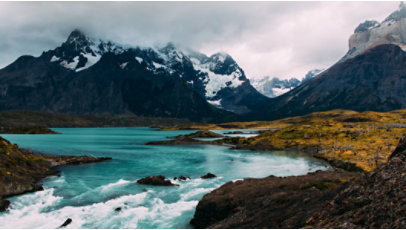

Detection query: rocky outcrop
xmin=190 ymin=170 xmax=360 ymax=228
xmin=173 ymin=176 xmax=191 ymax=181
xmin=0 ymin=199 xmax=10 ymax=212
xmin=146 ymin=130 xmax=223 ymax=145
xmin=59 ymin=218 xmax=72 ymax=228
xmin=0 ymin=126 xmax=59 ymax=134
xmin=182 ymin=130 xmax=224 ymax=138
xmin=306 ymin=134 xmax=406 ymax=228
xmin=343 ymin=3 xmax=406 ymax=61
xmin=137 ymin=175 xmax=177 ymax=186
xmin=190 ymin=134 xmax=406 ymax=228
xmin=200 ymin=173 xmax=217 ymax=179
xmin=0 ymin=137 xmax=111 ymax=212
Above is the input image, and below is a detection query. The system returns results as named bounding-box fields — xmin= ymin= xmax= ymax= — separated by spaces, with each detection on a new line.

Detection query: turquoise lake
xmin=0 ymin=127 xmax=329 ymax=228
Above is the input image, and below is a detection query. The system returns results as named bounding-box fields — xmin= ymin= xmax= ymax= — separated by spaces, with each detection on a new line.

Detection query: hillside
xmin=190 ymin=134 xmax=406 ymax=228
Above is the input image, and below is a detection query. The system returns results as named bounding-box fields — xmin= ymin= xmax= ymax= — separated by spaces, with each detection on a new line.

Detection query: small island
xmin=146 ymin=130 xmax=224 ymax=145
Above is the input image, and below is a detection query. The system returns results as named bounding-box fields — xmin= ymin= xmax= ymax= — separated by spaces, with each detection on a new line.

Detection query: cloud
xmin=0 ymin=1 xmax=399 ymax=79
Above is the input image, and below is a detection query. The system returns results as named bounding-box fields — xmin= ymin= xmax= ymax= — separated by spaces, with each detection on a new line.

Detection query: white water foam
xmin=0 ymin=178 xmax=217 ymax=229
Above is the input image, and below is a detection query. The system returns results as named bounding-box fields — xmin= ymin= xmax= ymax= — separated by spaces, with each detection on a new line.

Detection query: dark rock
xmin=59 ymin=218 xmax=72 ymax=228
xmin=0 ymin=199 xmax=10 ymax=212
xmin=173 ymin=176 xmax=191 ymax=181
xmin=183 ymin=130 xmax=224 ymax=138
xmin=306 ymin=134 xmax=406 ymax=228
xmin=137 ymin=175 xmax=177 ymax=186
xmin=190 ymin=170 xmax=360 ymax=228
xmin=146 ymin=130 xmax=223 ymax=145
xmin=389 ymin=134 xmax=406 ymax=158
xmin=114 ymin=207 xmax=122 ymax=212
xmin=201 ymin=173 xmax=216 ymax=179
xmin=191 ymin=133 xmax=406 ymax=228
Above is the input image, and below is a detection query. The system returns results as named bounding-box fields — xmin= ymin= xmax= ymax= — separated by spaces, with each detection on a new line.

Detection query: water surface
xmin=0 ymin=127 xmax=329 ymax=228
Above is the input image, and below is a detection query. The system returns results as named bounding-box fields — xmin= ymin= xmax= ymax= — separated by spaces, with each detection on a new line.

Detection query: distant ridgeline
xmin=0 ymin=29 xmax=267 ymax=122
xmin=250 ymin=69 xmax=324 ymax=98
xmin=2 ymin=3 xmax=406 ymax=122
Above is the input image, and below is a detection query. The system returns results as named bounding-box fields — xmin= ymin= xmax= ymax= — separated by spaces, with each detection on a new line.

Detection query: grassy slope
xmin=165 ymin=109 xmax=406 ymax=172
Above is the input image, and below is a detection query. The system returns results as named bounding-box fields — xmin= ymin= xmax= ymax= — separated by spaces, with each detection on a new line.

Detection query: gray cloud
xmin=0 ymin=1 xmax=399 ymax=79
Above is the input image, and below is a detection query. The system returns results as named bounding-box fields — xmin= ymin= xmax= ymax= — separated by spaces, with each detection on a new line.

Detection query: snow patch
xmin=120 ymin=62 xmax=129 ymax=70
xmin=191 ymin=58 xmax=244 ymax=98
xmin=60 ymin=56 xmax=79 ymax=70
xmin=208 ymin=99 xmax=222 ymax=106
xmin=135 ymin=57 xmax=143 ymax=63
xmin=76 ymin=52 xmax=101 ymax=72
xmin=272 ymin=87 xmax=292 ymax=97
xmin=50 ymin=55 xmax=60 ymax=62
xmin=152 ymin=62 xmax=166 ymax=69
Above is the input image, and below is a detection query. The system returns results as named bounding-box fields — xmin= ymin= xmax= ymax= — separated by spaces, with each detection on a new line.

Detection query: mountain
xmin=250 ymin=69 xmax=323 ymax=98
xmin=342 ymin=2 xmax=406 ymax=61
xmin=248 ymin=3 xmax=406 ymax=120
xmin=0 ymin=29 xmax=266 ymax=121
xmin=250 ymin=77 xmax=301 ymax=98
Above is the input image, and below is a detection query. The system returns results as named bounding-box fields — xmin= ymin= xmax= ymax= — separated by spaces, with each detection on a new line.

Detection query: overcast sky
xmin=0 ymin=1 xmax=400 ymax=79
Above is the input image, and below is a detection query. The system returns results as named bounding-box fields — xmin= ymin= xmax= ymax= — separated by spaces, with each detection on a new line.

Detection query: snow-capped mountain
xmin=248 ymin=4 xmax=406 ymax=121
xmin=48 ymin=30 xmax=265 ymax=114
xmin=250 ymin=77 xmax=301 ymax=98
xmin=250 ymin=69 xmax=323 ymax=98
xmin=0 ymin=29 xmax=266 ymax=121
xmin=342 ymin=2 xmax=406 ymax=61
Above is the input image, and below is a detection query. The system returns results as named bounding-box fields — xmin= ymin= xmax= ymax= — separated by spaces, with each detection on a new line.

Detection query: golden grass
xmin=172 ymin=109 xmax=406 ymax=172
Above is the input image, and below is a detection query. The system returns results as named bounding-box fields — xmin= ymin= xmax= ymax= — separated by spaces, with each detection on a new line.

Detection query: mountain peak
xmin=342 ymin=2 xmax=406 ymax=61
xmin=66 ymin=29 xmax=89 ymax=44
xmin=384 ymin=2 xmax=406 ymax=22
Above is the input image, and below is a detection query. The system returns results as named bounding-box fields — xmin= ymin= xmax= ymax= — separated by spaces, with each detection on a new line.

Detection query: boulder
xmin=0 ymin=199 xmax=10 ymax=212
xmin=59 ymin=218 xmax=72 ymax=228
xmin=174 ymin=176 xmax=191 ymax=181
xmin=137 ymin=175 xmax=177 ymax=186
xmin=201 ymin=173 xmax=216 ymax=179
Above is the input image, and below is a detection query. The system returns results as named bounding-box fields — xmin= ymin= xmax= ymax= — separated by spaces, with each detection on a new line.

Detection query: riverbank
xmin=190 ymin=135 xmax=406 ymax=228
xmin=157 ymin=109 xmax=406 ymax=172
xmin=0 ymin=137 xmax=111 ymax=211
xmin=0 ymin=126 xmax=59 ymax=134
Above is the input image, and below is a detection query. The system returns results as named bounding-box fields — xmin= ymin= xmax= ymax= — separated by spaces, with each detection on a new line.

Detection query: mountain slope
xmin=248 ymin=4 xmax=406 ymax=121
xmin=342 ymin=2 xmax=406 ymax=61
xmin=249 ymin=44 xmax=406 ymax=120
xmin=0 ymin=31 xmax=240 ymax=122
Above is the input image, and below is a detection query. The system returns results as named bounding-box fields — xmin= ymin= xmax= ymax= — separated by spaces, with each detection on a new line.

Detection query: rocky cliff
xmin=190 ymin=134 xmax=406 ymax=228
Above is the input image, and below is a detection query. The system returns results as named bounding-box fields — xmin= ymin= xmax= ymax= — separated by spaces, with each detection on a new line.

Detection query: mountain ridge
xmin=247 ymin=4 xmax=406 ymax=120
xmin=0 ymin=29 xmax=267 ymax=121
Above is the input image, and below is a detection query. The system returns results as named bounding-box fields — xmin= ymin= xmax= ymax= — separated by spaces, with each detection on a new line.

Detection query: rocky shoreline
xmin=0 ymin=137 xmax=111 ymax=212
xmin=147 ymin=131 xmax=364 ymax=172
xmin=0 ymin=126 xmax=59 ymax=134
xmin=146 ymin=130 xmax=224 ymax=145
xmin=190 ymin=135 xmax=406 ymax=228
